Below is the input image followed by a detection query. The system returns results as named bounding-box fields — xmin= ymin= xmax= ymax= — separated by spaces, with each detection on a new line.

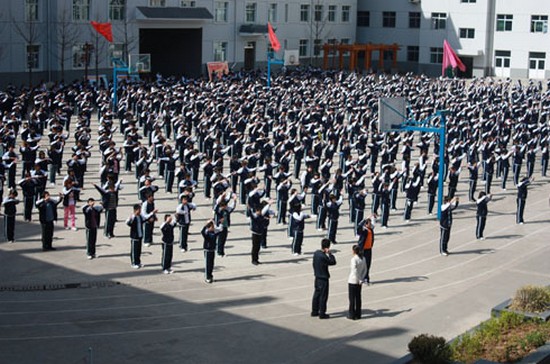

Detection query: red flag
xmin=90 ymin=21 xmax=113 ymax=43
xmin=442 ymin=40 xmax=466 ymax=75
xmin=267 ymin=22 xmax=281 ymax=52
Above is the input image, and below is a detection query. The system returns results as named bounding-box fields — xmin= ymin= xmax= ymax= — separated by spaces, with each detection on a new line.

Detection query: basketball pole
xmin=112 ymin=58 xmax=129 ymax=112
xmin=266 ymin=51 xmax=283 ymax=88
xmin=397 ymin=111 xmax=447 ymax=220
xmin=379 ymin=98 xmax=447 ymax=220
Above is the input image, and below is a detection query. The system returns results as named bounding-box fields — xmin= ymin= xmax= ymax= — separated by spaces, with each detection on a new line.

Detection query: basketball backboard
xmin=378 ymin=97 xmax=407 ymax=132
xmin=284 ymin=50 xmax=300 ymax=66
xmin=129 ymin=54 xmax=151 ymax=73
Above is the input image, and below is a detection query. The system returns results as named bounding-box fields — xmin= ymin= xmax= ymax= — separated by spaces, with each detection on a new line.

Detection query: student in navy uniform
xmin=36 ymin=191 xmax=63 ymax=251
xmin=468 ymin=162 xmax=479 ymax=201
xmin=439 ymin=196 xmax=459 ymax=256
xmin=311 ymin=238 xmax=337 ymax=319
xmin=426 ymin=172 xmax=438 ymax=215
xmin=326 ymin=193 xmax=343 ymax=244
xmin=2 ymin=188 xmax=19 ymax=243
xmin=126 ymin=203 xmax=157 ymax=268
xmin=175 ymin=194 xmax=196 ymax=252
xmin=250 ymin=203 xmax=269 ymax=265
xmin=214 ymin=195 xmax=236 ymax=257
xmin=291 ymin=204 xmax=310 ymax=256
xmin=141 ymin=193 xmax=157 ymax=247
xmin=93 ymin=182 xmax=119 ymax=239
xmin=18 ymin=172 xmax=37 ymax=221
xmin=201 ymin=219 xmax=222 ymax=283
xmin=160 ymin=214 xmax=176 ymax=274
xmin=475 ymin=192 xmax=492 ymax=240
xmin=403 ymin=176 xmax=421 ymax=222
xmin=82 ymin=198 xmax=103 ymax=259
xmin=516 ymin=176 xmax=534 ymax=224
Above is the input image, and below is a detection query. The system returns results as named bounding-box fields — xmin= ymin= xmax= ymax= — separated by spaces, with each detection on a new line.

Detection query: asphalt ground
xmin=0 ymin=115 xmax=549 ymax=364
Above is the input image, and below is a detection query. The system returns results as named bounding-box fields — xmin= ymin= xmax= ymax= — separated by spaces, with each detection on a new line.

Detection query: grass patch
xmin=450 ymin=311 xmax=550 ymax=363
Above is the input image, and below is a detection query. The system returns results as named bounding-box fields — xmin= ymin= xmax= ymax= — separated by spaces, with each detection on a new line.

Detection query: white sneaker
xmin=441 ymin=252 xmax=449 ymax=256
xmin=71 ymin=227 xmax=78 ymax=231
xmin=293 ymin=252 xmax=299 ymax=256
xmin=480 ymin=237 xmax=485 ymax=241
xmin=8 ymin=240 xmax=15 ymax=244
xmin=144 ymin=243 xmax=151 ymax=247
xmin=180 ymin=248 xmax=187 ymax=252
xmin=64 ymin=227 xmax=70 ymax=230
xmin=49 ymin=183 xmax=55 ymax=187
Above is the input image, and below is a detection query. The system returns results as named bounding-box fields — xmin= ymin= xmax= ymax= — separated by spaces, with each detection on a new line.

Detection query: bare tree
xmin=118 ymin=5 xmax=137 ymax=64
xmin=12 ymin=16 xmax=39 ymax=87
xmin=56 ymin=6 xmax=80 ymax=81
xmin=309 ymin=0 xmax=332 ymax=67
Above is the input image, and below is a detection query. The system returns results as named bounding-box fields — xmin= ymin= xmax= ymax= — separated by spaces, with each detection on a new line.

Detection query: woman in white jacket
xmin=348 ymin=245 xmax=367 ymax=320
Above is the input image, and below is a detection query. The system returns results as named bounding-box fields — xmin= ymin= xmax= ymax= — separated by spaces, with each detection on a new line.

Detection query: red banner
xmin=90 ymin=21 xmax=113 ymax=43
xmin=268 ymin=22 xmax=281 ymax=52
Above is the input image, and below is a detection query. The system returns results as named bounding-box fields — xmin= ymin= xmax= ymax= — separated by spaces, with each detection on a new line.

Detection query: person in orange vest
xmin=357 ymin=217 xmax=375 ymax=285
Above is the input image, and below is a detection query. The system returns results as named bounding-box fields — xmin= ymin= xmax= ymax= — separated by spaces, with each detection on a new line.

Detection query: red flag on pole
xmin=442 ymin=40 xmax=466 ymax=76
xmin=90 ymin=21 xmax=113 ymax=43
xmin=267 ymin=22 xmax=281 ymax=52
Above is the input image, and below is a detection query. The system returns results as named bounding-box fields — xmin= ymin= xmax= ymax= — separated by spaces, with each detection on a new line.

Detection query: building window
xmin=215 ymin=2 xmax=228 ymax=22
xmin=431 ymin=12 xmax=447 ymax=29
xmin=300 ymin=4 xmax=310 ymax=22
xmin=180 ymin=0 xmax=196 ymax=6
xmin=284 ymin=4 xmax=289 ymax=22
xmin=461 ymin=0 xmax=476 ymax=3
xmin=459 ymin=28 xmax=475 ymax=39
xmin=357 ymin=11 xmax=369 ymax=27
xmin=529 ymin=52 xmax=545 ymax=69
xmin=383 ymin=12 xmax=396 ymax=28
xmin=409 ymin=12 xmax=420 ymax=28
xmin=328 ymin=5 xmax=336 ymax=22
xmin=341 ymin=38 xmax=349 ymax=45
xmin=407 ymin=46 xmax=419 ymax=62
xmin=213 ymin=41 xmax=228 ymax=62
xmin=495 ymin=50 xmax=511 ymax=68
xmin=27 ymin=44 xmax=40 ymax=69
xmin=496 ymin=14 xmax=513 ymax=31
xmin=73 ymin=0 xmax=90 ymax=21
xmin=149 ymin=0 xmax=166 ymax=6
xmin=314 ymin=5 xmax=323 ymax=22
xmin=73 ymin=44 xmax=91 ymax=68
xmin=109 ymin=0 xmax=125 ymax=21
xmin=109 ymin=43 xmax=124 ymax=64
xmin=341 ymin=5 xmax=350 ymax=22
xmin=299 ymin=39 xmax=308 ymax=57
xmin=245 ymin=3 xmax=256 ymax=23
xmin=531 ymin=15 xmax=548 ymax=33
xmin=430 ymin=47 xmax=443 ymax=63
xmin=268 ymin=3 xmax=277 ymax=23
xmin=25 ymin=0 xmax=39 ymax=22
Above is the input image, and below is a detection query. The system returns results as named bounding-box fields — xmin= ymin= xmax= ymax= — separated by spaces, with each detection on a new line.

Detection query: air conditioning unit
xmin=409 ymin=0 xmax=421 ymax=4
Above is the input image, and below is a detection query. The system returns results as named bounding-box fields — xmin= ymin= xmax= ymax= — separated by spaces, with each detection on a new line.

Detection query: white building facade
xmin=356 ymin=0 xmax=550 ymax=78
xmin=0 ymin=0 xmax=357 ymax=86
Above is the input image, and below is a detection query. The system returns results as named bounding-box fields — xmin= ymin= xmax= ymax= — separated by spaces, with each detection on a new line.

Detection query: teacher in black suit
xmin=311 ymin=238 xmax=336 ymax=319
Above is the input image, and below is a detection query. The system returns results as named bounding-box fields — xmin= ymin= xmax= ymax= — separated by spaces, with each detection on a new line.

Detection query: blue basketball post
xmin=112 ymin=58 xmax=129 ymax=111
xmin=398 ymin=111 xmax=447 ymax=220
xmin=266 ymin=51 xmax=283 ymax=88
xmin=380 ymin=99 xmax=448 ymax=219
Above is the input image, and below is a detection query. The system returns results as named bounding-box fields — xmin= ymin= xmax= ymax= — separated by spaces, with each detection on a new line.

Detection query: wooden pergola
xmin=322 ymin=43 xmax=401 ymax=71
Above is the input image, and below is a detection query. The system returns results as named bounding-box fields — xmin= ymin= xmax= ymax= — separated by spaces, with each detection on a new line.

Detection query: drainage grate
xmin=0 ymin=281 xmax=122 ymax=292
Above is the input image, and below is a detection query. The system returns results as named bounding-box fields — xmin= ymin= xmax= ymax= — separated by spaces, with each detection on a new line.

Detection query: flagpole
xmin=267 ymin=51 xmax=271 ymax=88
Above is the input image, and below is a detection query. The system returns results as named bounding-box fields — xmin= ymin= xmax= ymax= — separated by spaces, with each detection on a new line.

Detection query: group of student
xmin=0 ymin=70 xmax=547 ymax=284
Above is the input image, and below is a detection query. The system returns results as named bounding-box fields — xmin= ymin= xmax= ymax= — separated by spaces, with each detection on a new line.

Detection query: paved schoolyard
xmin=0 ymin=117 xmax=549 ymax=364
